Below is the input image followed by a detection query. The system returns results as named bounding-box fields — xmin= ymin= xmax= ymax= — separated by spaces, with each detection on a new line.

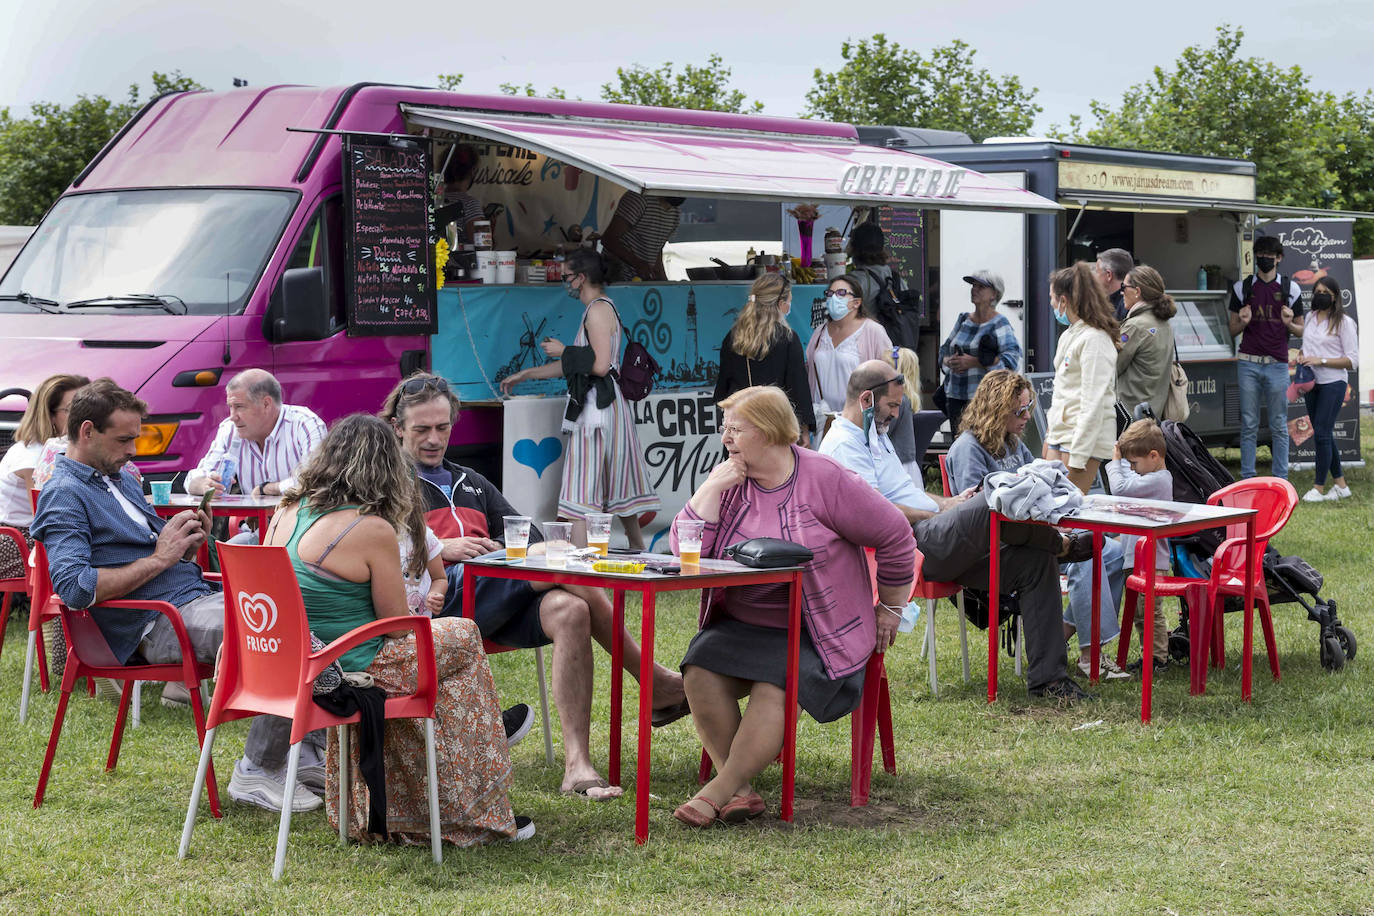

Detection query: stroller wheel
xmin=1321 ymin=635 xmax=1346 ymax=672
xmin=1168 ymin=631 xmax=1190 ymax=663
xmin=1335 ymin=625 xmax=1357 ymax=662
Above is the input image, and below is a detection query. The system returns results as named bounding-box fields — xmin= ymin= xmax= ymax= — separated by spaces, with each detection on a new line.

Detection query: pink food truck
xmin=0 ymin=83 xmax=1058 ymax=492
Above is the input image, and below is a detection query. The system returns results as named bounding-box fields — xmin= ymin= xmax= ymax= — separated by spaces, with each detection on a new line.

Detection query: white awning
xmin=1060 ymin=191 xmax=1374 ymax=220
xmin=402 ymin=106 xmax=1062 ymax=214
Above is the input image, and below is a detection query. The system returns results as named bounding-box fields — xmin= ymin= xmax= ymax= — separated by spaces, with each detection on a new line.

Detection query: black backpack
xmin=591 ymin=297 xmax=659 ymax=401
xmin=865 ymin=268 xmax=922 ymax=352
xmin=1160 ymin=418 xmax=1234 ymax=553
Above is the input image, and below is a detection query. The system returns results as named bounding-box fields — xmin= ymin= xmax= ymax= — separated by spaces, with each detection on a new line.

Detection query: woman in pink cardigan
xmin=669 ymin=386 xmax=914 ymax=828
xmin=806 ymin=273 xmax=894 ymax=432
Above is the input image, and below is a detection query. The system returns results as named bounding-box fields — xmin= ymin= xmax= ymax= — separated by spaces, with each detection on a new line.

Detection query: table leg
xmin=634 ymin=588 xmax=656 ymax=845
xmin=1141 ymin=538 xmax=1156 ymax=724
xmin=781 ymin=570 xmax=802 ymax=823
xmin=1089 ymin=530 xmax=1103 ymax=684
xmin=1242 ymin=517 xmax=1256 ymax=703
xmin=987 ymin=512 xmax=1000 ymax=703
xmin=461 ymin=565 xmax=476 ymax=620
xmin=609 ymin=590 xmax=625 ymax=787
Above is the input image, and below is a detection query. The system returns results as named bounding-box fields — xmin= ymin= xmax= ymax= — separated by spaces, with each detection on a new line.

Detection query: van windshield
xmin=0 ymin=189 xmax=296 ymax=316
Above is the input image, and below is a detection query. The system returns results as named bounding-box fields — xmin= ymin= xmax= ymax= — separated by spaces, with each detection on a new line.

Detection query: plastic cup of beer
xmin=545 ymin=522 xmax=573 ymax=568
xmin=676 ymin=519 xmax=705 ymax=567
xmin=586 ymin=513 xmax=613 ymax=556
xmin=503 ymin=515 xmax=531 ymax=561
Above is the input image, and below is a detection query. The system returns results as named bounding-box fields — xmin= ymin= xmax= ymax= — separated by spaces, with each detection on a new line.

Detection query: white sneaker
xmin=228 ymin=758 xmax=323 ymax=813
xmin=1330 ymin=484 xmax=1352 ymax=500
xmin=1078 ymin=657 xmax=1131 ymax=680
xmin=508 ymin=814 xmax=536 ymax=842
xmin=1301 ymin=487 xmax=1330 ymax=503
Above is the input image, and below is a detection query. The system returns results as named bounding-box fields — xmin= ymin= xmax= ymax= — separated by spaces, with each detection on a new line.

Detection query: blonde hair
xmin=1051 ymin=262 xmax=1118 ymax=337
xmin=1118 ymin=418 xmax=1167 ymax=459
xmin=1125 ymin=265 xmax=1177 ymax=320
xmin=731 ymin=274 xmax=791 ymax=361
xmin=17 ymin=374 xmax=90 ymax=445
xmin=888 ymin=347 xmax=920 ymax=406
xmin=957 ymin=369 xmax=1033 ymax=457
xmin=717 ymin=385 xmax=800 ymax=446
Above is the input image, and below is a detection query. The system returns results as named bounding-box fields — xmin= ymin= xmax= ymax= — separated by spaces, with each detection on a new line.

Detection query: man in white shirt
xmin=187 ymin=369 xmax=326 ymax=504
xmin=818 ymin=361 xmax=966 ymax=522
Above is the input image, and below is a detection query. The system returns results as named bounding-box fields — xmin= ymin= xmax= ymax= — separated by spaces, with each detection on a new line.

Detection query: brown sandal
xmin=672 ymin=796 xmax=721 ymax=828
xmin=719 ymin=791 xmax=765 ymax=823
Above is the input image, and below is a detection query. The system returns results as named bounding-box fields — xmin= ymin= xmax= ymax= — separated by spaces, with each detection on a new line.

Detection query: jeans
xmin=1303 ymin=380 xmax=1346 ymax=485
xmin=1062 ymin=536 xmax=1124 ymax=648
xmin=1237 ymin=359 xmax=1290 ymax=479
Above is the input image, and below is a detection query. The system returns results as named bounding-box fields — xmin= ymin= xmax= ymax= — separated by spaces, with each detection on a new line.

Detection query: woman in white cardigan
xmin=1044 ymin=262 xmax=1120 ymax=493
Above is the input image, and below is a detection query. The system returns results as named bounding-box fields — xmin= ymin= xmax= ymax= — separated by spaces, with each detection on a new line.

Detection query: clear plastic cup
xmin=544 ymin=521 xmax=573 ymax=568
xmin=503 ymin=515 xmax=531 ymax=560
xmin=586 ymin=513 xmax=613 ymax=556
xmin=676 ymin=518 xmax=705 ymax=566
xmin=150 ymin=480 xmax=173 ymax=504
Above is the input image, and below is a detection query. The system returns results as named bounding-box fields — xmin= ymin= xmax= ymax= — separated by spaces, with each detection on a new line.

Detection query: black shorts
xmin=440 ymin=564 xmax=552 ymax=649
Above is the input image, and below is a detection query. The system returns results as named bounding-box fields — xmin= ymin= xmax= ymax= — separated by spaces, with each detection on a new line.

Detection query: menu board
xmin=344 ymin=135 xmax=437 ymax=337
xmin=878 ymin=206 xmax=926 ymax=319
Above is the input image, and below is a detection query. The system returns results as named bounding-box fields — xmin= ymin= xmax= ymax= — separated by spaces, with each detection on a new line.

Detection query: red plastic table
xmin=462 ymin=553 xmax=803 ymax=844
xmin=987 ymin=494 xmax=1256 ymax=722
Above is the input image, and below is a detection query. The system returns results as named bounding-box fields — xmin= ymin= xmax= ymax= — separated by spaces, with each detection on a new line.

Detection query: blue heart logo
xmin=512 ymin=437 xmax=563 ymax=478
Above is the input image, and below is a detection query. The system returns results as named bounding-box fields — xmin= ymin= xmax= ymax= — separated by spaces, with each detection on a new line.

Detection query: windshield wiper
xmin=63 ymin=293 xmax=187 ymax=315
xmin=0 ymin=291 xmax=62 ymax=313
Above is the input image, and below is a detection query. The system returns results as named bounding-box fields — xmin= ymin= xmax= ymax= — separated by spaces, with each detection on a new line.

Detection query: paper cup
xmin=150 ymin=480 xmax=173 ymax=504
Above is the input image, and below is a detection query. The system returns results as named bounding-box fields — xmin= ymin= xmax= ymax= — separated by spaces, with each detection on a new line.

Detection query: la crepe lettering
xmin=838 ymin=164 xmax=965 ymax=199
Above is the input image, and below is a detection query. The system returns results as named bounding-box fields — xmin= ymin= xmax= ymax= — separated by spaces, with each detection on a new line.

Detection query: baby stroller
xmin=1159 ymin=416 xmax=1355 ymax=671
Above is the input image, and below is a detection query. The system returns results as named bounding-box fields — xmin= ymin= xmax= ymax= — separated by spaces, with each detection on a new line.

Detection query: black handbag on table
xmin=723 ymin=538 xmax=813 ymax=569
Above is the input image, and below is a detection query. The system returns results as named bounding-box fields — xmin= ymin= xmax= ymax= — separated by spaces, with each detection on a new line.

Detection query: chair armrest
xmin=308 ymin=615 xmax=437 ymax=705
xmin=87 ymin=598 xmax=207 ymax=685
xmin=1211 ymin=536 xmax=1258 ymax=583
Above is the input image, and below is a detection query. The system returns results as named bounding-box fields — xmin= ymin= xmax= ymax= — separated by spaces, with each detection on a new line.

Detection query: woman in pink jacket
xmin=669 ymin=385 xmax=914 ymax=828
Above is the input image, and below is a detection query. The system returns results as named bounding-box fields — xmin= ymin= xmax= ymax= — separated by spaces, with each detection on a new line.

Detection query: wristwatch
xmin=1321 ymin=357 xmax=1328 ymax=367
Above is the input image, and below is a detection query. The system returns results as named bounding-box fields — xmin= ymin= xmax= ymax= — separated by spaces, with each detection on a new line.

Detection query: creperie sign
xmin=837 ymin=163 xmax=965 ymax=199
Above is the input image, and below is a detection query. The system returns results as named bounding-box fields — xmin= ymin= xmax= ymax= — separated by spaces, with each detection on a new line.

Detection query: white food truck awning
xmin=1060 ymin=190 xmax=1374 ymax=219
xmin=402 ymin=106 xmax=1062 ymax=214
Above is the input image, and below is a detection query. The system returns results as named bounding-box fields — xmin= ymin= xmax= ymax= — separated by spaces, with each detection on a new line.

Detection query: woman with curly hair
xmin=264 ymin=414 xmax=533 ymax=845
xmin=1044 ymin=262 xmax=1120 ymax=493
xmin=714 ymin=273 xmax=814 ymax=441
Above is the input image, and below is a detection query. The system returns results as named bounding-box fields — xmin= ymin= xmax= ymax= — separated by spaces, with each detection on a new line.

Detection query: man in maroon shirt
xmin=1228 ymin=236 xmax=1304 ymax=478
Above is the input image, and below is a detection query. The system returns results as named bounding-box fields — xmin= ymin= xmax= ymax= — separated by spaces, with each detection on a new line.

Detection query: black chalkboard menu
xmin=343 ymin=135 xmax=437 ymax=337
xmin=878 ymin=206 xmax=927 ymax=319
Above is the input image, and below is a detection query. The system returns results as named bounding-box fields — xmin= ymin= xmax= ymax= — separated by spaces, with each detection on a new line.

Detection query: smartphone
xmin=197 ymin=488 xmax=215 ymax=514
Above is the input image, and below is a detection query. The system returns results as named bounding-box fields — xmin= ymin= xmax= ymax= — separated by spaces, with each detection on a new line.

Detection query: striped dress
xmin=558 ymin=298 xmax=661 ymax=520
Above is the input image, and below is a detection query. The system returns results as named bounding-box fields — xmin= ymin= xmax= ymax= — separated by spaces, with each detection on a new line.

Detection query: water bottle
xmin=1196 ymin=267 xmax=1208 ymax=290
xmin=218 ymin=456 xmax=238 ymax=493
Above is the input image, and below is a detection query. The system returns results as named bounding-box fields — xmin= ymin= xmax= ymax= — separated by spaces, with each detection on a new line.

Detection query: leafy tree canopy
xmin=601 ymin=53 xmax=762 ymax=113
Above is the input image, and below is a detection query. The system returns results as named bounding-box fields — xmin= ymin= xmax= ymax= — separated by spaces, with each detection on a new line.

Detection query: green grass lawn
xmin=2 ymin=422 xmax=1372 ymax=914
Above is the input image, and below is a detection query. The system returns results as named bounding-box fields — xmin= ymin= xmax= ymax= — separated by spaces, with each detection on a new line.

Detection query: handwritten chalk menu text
xmin=344 ymin=136 xmax=436 ymax=336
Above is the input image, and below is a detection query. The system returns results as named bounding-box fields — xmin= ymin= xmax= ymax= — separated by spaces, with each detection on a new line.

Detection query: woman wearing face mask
xmin=499 ymin=248 xmax=659 ymax=549
xmin=714 ymin=273 xmax=815 ymax=443
xmin=805 ymin=274 xmax=893 ymax=435
xmin=1115 ymin=265 xmax=1177 ymax=419
xmin=1044 ymin=262 xmax=1120 ymax=493
xmin=1296 ymin=276 xmax=1359 ymax=502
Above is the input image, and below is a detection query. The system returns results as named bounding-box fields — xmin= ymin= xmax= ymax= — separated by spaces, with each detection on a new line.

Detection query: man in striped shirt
xmin=187 ymin=369 xmax=326 ymax=504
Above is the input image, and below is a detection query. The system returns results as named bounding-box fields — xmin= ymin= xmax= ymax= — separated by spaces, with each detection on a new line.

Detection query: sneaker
xmin=160 ymin=681 xmax=192 ymax=709
xmin=508 ymin=814 xmax=536 ymax=842
xmin=1330 ymin=484 xmax=1352 ymax=500
xmin=228 ymin=758 xmax=323 ymax=813
xmin=1301 ymin=487 xmax=1330 ymax=503
xmin=1126 ymin=656 xmax=1170 ymax=676
xmin=1028 ymin=677 xmax=1096 ymax=702
xmin=1078 ymin=656 xmax=1131 ymax=680
xmin=503 ymin=703 xmax=534 ymax=748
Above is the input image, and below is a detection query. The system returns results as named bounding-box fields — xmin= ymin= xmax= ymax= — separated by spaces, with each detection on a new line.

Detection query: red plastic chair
xmin=1119 ymin=477 xmax=1297 ymax=698
xmin=31 ymin=543 xmax=220 ymax=814
xmin=180 ymin=543 xmax=441 ymax=881
xmin=0 ymin=525 xmax=30 ymax=659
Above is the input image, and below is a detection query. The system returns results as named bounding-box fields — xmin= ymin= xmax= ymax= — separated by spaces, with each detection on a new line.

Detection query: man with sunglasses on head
xmin=380 ymin=372 xmax=689 ymax=800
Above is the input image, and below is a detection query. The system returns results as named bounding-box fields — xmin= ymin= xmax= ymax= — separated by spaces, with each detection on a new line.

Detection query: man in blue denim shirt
xmin=31 ymin=379 xmax=324 ymax=815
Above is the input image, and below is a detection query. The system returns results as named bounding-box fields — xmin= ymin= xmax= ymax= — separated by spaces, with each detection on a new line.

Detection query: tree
xmin=0 ymin=71 xmax=205 ymax=225
xmin=436 ymin=73 xmax=464 ymax=91
xmin=601 ymin=54 xmax=762 ymax=113
xmin=804 ymin=35 xmax=1040 ymax=141
xmin=499 ymin=82 xmax=567 ymax=100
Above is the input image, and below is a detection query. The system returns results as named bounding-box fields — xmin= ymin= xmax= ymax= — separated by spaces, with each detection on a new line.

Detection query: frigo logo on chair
xmin=237 ymin=591 xmax=281 ymax=654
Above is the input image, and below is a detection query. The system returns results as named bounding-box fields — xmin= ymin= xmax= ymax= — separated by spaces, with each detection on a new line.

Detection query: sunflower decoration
xmin=434 ymin=238 xmax=450 ymax=290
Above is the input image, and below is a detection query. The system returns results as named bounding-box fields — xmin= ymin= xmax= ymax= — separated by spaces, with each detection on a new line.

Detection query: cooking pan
xmin=687 ymin=259 xmax=757 ymax=281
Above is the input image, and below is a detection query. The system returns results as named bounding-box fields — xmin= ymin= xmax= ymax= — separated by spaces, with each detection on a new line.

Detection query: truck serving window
xmin=1169 ymin=293 xmax=1233 ymax=360
xmin=0 ymin=189 xmax=295 ymax=316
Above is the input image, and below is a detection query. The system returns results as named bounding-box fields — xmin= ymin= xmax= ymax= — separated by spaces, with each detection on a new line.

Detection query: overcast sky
xmin=3 ymin=0 xmax=1370 ymax=134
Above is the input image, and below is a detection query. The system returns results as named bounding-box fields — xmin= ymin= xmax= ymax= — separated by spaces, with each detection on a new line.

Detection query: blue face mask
xmin=826 ymin=294 xmax=851 ymax=321
xmin=1053 ymin=304 xmax=1071 ymax=326
xmin=861 ymin=393 xmax=875 ymax=440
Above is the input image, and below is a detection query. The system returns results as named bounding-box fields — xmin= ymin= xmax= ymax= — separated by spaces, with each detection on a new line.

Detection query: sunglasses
xmin=1121 ymin=282 xmax=1137 ymax=290
xmin=827 ymin=288 xmax=855 ymax=298
xmin=401 ymin=376 xmax=451 ymax=396
xmin=1012 ymin=404 xmax=1033 ymax=419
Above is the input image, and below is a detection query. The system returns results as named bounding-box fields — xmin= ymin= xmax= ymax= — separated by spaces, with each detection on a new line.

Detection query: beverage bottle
xmin=218 ymin=457 xmax=238 ymax=493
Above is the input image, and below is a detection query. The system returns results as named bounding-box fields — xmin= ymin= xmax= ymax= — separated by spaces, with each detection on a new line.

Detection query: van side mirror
xmin=275 ymin=267 xmax=329 ymax=341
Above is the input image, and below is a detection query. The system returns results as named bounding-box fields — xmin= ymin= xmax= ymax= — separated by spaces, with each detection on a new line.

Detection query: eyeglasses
xmin=826 ymin=288 xmax=855 ymax=299
xmin=401 ymin=376 xmax=451 ymax=396
xmin=1121 ymin=282 xmax=1137 ymax=290
xmin=721 ymin=423 xmax=753 ymax=437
